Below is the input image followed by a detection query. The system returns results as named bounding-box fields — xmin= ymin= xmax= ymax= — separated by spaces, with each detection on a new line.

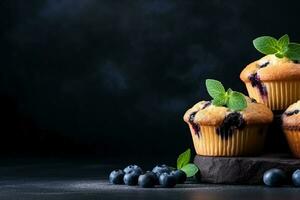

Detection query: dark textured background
xmin=1 ymin=0 xmax=300 ymax=158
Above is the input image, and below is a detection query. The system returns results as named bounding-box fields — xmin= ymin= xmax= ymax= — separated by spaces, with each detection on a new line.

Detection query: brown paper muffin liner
xmin=189 ymin=125 xmax=268 ymax=156
xmin=283 ymin=127 xmax=300 ymax=158
xmin=245 ymin=80 xmax=300 ymax=111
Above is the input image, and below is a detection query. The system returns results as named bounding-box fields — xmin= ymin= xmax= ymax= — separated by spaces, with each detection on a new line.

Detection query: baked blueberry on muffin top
xmin=187 ymin=101 xmax=211 ymax=137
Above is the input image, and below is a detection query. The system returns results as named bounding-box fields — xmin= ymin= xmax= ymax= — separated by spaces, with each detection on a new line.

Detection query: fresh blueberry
xmin=152 ymin=165 xmax=172 ymax=178
xmin=138 ymin=172 xmax=156 ymax=188
xmin=159 ymin=172 xmax=176 ymax=188
xmin=145 ymin=171 xmax=159 ymax=185
xmin=123 ymin=171 xmax=139 ymax=186
xmin=171 ymin=170 xmax=187 ymax=184
xmin=292 ymin=169 xmax=300 ymax=187
xmin=109 ymin=169 xmax=125 ymax=184
xmin=263 ymin=168 xmax=286 ymax=187
xmin=123 ymin=165 xmax=143 ymax=175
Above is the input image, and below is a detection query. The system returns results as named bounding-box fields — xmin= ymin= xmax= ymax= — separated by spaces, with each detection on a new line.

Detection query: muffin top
xmin=240 ymin=55 xmax=300 ymax=82
xmin=282 ymin=100 xmax=300 ymax=127
xmin=183 ymin=97 xmax=273 ymax=126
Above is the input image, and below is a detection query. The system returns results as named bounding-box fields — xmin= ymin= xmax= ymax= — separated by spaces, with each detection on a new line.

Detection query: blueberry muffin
xmin=240 ymin=35 xmax=300 ymax=111
xmin=183 ymin=97 xmax=273 ymax=156
xmin=282 ymin=101 xmax=300 ymax=158
xmin=240 ymin=55 xmax=300 ymax=111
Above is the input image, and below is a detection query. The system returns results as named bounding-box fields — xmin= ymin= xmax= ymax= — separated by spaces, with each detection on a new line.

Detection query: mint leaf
xmin=253 ymin=36 xmax=278 ymax=55
xmin=177 ymin=149 xmax=191 ymax=169
xmin=212 ymin=93 xmax=227 ymax=106
xmin=205 ymin=79 xmax=247 ymax=111
xmin=212 ymin=97 xmax=226 ymax=106
xmin=286 ymin=43 xmax=300 ymax=60
xmin=227 ymin=91 xmax=247 ymax=111
xmin=181 ymin=163 xmax=199 ymax=177
xmin=227 ymin=88 xmax=233 ymax=95
xmin=205 ymin=79 xmax=225 ymax=99
xmin=277 ymin=34 xmax=289 ymax=57
xmin=278 ymin=34 xmax=289 ymax=49
xmin=275 ymin=52 xmax=285 ymax=58
xmin=253 ymin=34 xmax=300 ymax=60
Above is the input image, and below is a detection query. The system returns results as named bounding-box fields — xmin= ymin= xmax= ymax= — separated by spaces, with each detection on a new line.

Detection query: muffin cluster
xmin=184 ymin=34 xmax=300 ymax=157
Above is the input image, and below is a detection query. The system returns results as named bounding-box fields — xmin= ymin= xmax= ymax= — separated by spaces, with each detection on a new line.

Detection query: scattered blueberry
xmin=123 ymin=171 xmax=140 ymax=186
xmin=292 ymin=169 xmax=300 ymax=187
xmin=145 ymin=171 xmax=159 ymax=185
xmin=159 ymin=172 xmax=176 ymax=188
xmin=152 ymin=165 xmax=172 ymax=178
xmin=123 ymin=165 xmax=143 ymax=174
xmin=263 ymin=168 xmax=286 ymax=187
xmin=109 ymin=170 xmax=125 ymax=184
xmin=171 ymin=170 xmax=187 ymax=184
xmin=138 ymin=172 xmax=156 ymax=188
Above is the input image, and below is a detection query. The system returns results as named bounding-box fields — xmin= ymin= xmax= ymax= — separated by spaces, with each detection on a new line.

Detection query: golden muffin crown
xmin=183 ymin=97 xmax=273 ymax=126
xmin=282 ymin=100 xmax=300 ymax=127
xmin=240 ymin=55 xmax=300 ymax=82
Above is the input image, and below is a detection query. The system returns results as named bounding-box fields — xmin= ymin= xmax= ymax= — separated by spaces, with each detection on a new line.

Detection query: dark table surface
xmin=1 ymin=158 xmax=300 ymax=200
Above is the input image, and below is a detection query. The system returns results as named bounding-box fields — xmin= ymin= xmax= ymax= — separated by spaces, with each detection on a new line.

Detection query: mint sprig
xmin=181 ymin=164 xmax=198 ymax=177
xmin=177 ymin=148 xmax=199 ymax=177
xmin=253 ymin=34 xmax=300 ymax=60
xmin=177 ymin=148 xmax=191 ymax=169
xmin=206 ymin=79 xmax=247 ymax=111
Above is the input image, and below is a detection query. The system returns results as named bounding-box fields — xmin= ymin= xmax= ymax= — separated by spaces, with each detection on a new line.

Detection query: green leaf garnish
xmin=286 ymin=43 xmax=300 ymax=60
xmin=177 ymin=148 xmax=199 ymax=177
xmin=227 ymin=88 xmax=233 ymax=95
xmin=278 ymin=34 xmax=289 ymax=49
xmin=253 ymin=34 xmax=300 ymax=60
xmin=205 ymin=79 xmax=247 ymax=111
xmin=181 ymin=163 xmax=199 ymax=178
xmin=177 ymin=148 xmax=191 ymax=169
xmin=253 ymin=36 xmax=278 ymax=55
xmin=227 ymin=91 xmax=247 ymax=111
xmin=205 ymin=79 xmax=225 ymax=99
xmin=212 ymin=96 xmax=227 ymax=106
